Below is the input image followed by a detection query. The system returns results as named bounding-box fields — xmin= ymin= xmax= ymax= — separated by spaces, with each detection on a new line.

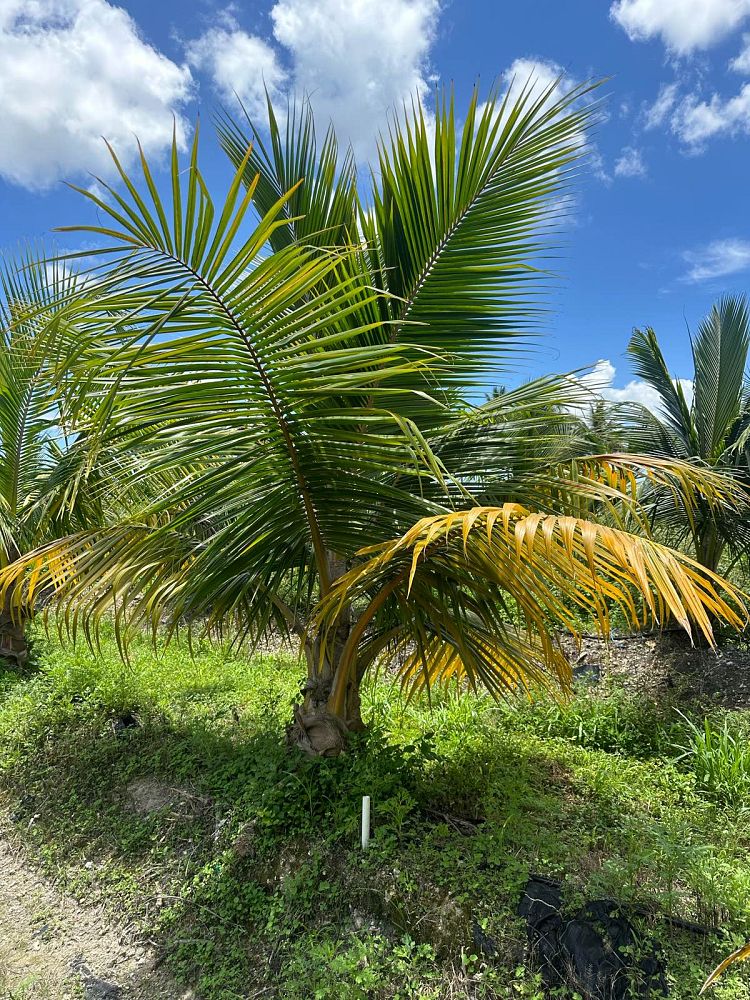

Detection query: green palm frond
xmin=46 ymin=122 xmax=464 ymax=607
xmin=216 ymin=94 xmax=358 ymax=251
xmin=0 ymin=252 xmax=93 ymax=562
xmin=626 ymin=296 xmax=750 ymax=572
xmin=692 ymin=295 xmax=750 ymax=462
xmin=627 ymin=327 xmax=695 ymax=454
xmin=218 ymin=80 xmax=600 ymax=414
xmin=363 ymin=81 xmax=600 ymax=384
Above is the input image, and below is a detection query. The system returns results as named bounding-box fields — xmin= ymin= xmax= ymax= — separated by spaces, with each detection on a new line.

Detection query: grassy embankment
xmin=1 ymin=625 xmax=750 ymax=998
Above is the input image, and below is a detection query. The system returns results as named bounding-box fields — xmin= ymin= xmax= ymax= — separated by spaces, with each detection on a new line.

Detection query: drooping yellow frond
xmin=700 ymin=941 xmax=750 ymax=994
xmin=549 ymin=453 xmax=750 ymax=530
xmin=316 ymin=505 xmax=747 ymax=704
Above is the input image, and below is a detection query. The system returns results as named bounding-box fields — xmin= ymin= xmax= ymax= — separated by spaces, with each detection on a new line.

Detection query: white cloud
xmin=613 ymin=146 xmax=646 ymax=177
xmin=644 ymin=75 xmax=750 ymax=150
xmin=502 ymin=57 xmax=569 ymax=101
xmin=186 ymin=23 xmax=286 ymax=119
xmin=0 ymin=0 xmax=193 ymax=190
xmin=644 ymin=82 xmax=679 ymax=129
xmin=672 ymin=83 xmax=750 ymax=146
xmin=730 ymin=33 xmax=750 ymax=71
xmin=610 ymin=0 xmax=750 ymax=54
xmin=582 ymin=359 xmax=693 ymax=414
xmin=637 ymin=18 xmax=750 ymax=151
xmin=580 ymin=359 xmax=662 ymax=411
xmin=681 ymin=237 xmax=750 ymax=282
xmin=188 ymin=0 xmax=439 ymax=163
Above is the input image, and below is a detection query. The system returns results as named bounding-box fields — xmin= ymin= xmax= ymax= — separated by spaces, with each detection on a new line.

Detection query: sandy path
xmin=0 ymin=831 xmax=189 ymax=1000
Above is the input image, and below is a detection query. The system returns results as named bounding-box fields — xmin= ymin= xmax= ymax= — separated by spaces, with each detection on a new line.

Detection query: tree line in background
xmin=0 ymin=80 xmax=748 ymax=756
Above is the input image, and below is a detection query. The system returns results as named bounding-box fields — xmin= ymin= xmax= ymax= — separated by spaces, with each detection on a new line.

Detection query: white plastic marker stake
xmin=361 ymin=795 xmax=371 ymax=850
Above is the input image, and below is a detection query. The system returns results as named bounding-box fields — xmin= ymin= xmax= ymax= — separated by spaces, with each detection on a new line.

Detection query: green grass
xmin=1 ymin=625 xmax=750 ymax=998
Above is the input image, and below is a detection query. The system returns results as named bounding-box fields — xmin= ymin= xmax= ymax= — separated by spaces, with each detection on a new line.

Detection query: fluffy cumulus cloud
xmin=643 ymin=74 xmax=750 ymax=150
xmin=0 ymin=0 xmax=193 ymax=190
xmin=672 ymin=85 xmax=750 ymax=147
xmin=682 ymin=238 xmax=750 ymax=282
xmin=610 ymin=0 xmax=750 ymax=54
xmin=187 ymin=0 xmax=439 ymax=163
xmin=501 ymin=56 xmax=568 ymax=100
xmin=186 ymin=23 xmax=285 ymax=119
xmin=582 ymin=359 xmax=693 ymax=413
xmin=613 ymin=146 xmax=646 ymax=177
xmin=618 ymin=1 xmax=750 ymax=151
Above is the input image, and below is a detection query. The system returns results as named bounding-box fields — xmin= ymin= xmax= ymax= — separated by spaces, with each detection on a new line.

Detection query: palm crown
xmin=628 ymin=295 xmax=750 ymax=573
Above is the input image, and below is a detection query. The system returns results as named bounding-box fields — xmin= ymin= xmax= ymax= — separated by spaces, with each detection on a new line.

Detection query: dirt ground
xmin=565 ymin=629 xmax=750 ymax=706
xmin=0 ymin=821 xmax=189 ymax=1000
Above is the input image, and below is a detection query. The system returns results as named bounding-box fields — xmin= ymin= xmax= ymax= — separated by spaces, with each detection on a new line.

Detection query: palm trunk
xmin=0 ymin=540 xmax=29 ymax=668
xmin=0 ymin=587 xmax=28 ymax=668
xmin=288 ymin=608 xmax=363 ymax=756
xmin=697 ymin=523 xmax=725 ymax=575
xmin=287 ymin=552 xmax=364 ymax=755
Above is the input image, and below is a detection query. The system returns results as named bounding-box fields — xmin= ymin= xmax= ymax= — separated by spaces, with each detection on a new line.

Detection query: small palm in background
xmin=628 ymin=296 xmax=750 ymax=574
xmin=0 ymin=257 xmax=102 ymax=665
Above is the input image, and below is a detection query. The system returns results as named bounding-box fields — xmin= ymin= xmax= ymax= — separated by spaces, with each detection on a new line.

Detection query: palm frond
xmin=314 ymin=505 xmax=746 ymax=706
xmin=692 ymin=295 xmax=750 ymax=463
xmin=627 ymin=327 xmax=695 ymax=454
xmin=216 ymin=93 xmax=358 ymax=252
xmin=44 ymin=124 xmax=469 ymax=606
xmin=700 ymin=941 xmax=750 ymax=994
xmin=363 ymin=80 xmax=600 ymax=385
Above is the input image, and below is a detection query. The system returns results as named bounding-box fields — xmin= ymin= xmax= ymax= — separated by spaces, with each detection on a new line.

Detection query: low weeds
xmin=674 ymin=712 xmax=750 ymax=808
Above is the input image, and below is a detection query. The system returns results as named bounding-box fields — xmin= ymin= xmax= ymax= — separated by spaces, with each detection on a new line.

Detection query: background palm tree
xmin=0 ymin=85 xmax=745 ymax=753
xmin=0 ymin=256 xmax=102 ymax=664
xmin=627 ymin=295 xmax=750 ymax=574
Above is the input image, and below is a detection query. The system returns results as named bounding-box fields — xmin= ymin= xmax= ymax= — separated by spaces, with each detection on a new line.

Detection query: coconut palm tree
xmin=0 ymin=84 xmax=745 ymax=752
xmin=627 ymin=295 xmax=750 ymax=574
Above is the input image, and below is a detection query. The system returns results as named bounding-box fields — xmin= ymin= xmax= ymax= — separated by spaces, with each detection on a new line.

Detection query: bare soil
xmin=565 ymin=630 xmax=750 ymax=707
xmin=0 ymin=819 xmax=189 ymax=1000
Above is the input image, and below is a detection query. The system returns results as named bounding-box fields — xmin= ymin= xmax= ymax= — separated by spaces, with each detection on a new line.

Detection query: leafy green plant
xmin=674 ymin=712 xmax=750 ymax=806
xmin=3 ymin=629 xmax=750 ymax=998
xmin=498 ymin=686 xmax=680 ymax=758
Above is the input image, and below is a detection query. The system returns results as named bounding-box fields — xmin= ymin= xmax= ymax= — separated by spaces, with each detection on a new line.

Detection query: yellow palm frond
xmin=316 ymin=505 xmax=747 ymax=706
xmin=701 ymin=941 xmax=750 ymax=993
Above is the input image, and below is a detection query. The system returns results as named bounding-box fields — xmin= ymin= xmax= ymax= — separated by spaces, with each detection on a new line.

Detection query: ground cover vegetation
xmin=1 ymin=629 xmax=750 ymax=998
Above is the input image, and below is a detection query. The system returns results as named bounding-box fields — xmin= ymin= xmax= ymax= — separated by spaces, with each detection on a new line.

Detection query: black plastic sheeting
xmin=518 ymin=876 xmax=668 ymax=998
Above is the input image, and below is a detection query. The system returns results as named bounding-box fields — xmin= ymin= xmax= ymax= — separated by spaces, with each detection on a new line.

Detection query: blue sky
xmin=2 ymin=0 xmax=750 ymax=404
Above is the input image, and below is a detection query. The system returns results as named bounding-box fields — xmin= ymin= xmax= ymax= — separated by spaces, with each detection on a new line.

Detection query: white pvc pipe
xmin=361 ymin=795 xmax=371 ymax=850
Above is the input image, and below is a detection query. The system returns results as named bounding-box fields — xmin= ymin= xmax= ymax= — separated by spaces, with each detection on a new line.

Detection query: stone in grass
xmin=125 ymin=777 xmax=209 ymax=817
